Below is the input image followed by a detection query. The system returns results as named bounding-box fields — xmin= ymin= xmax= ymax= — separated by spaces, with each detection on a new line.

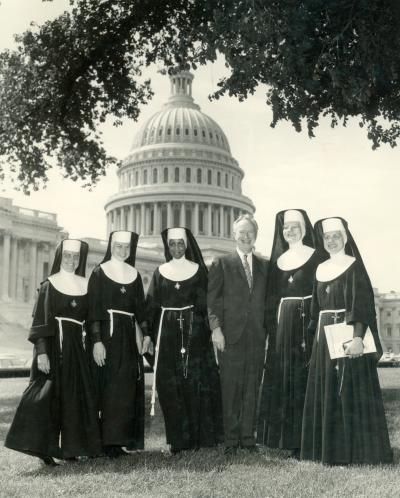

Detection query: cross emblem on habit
xmin=177 ymin=314 xmax=184 ymax=329
xmin=288 ymin=275 xmax=294 ymax=284
xmin=71 ymin=299 xmax=77 ymax=308
xmin=326 ymin=285 xmax=330 ymax=294
xmin=120 ymin=286 xmax=126 ymax=294
xmin=175 ymin=282 xmax=181 ymax=290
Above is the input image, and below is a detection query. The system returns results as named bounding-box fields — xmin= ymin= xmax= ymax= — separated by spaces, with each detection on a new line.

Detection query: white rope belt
xmin=107 ymin=309 xmax=134 ymax=338
xmin=150 ymin=305 xmax=194 ymax=416
xmin=55 ymin=316 xmax=85 ymax=351
xmin=317 ymin=308 xmax=346 ymax=340
xmin=277 ymin=295 xmax=312 ymax=324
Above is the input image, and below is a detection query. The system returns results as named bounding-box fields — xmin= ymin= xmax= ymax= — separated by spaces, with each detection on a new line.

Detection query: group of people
xmin=4 ymin=210 xmax=393 ymax=467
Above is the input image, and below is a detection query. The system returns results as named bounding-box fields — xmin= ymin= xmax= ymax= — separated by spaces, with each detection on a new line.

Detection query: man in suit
xmin=208 ymin=214 xmax=268 ymax=454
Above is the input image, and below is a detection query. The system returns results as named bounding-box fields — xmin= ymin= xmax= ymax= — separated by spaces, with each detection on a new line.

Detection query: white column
xmin=129 ymin=205 xmax=134 ymax=231
xmin=29 ymin=240 xmax=37 ymax=301
xmin=2 ymin=232 xmax=11 ymax=300
xmin=180 ymin=202 xmax=186 ymax=227
xmin=9 ymin=237 xmax=18 ymax=300
xmin=145 ymin=205 xmax=151 ymax=234
xmin=207 ymin=204 xmax=213 ymax=236
xmin=135 ymin=207 xmax=140 ymax=232
xmin=16 ymin=240 xmax=25 ymax=301
xmin=167 ymin=202 xmax=173 ymax=228
xmin=154 ymin=202 xmax=160 ymax=234
xmin=140 ymin=204 xmax=146 ymax=235
xmin=219 ymin=205 xmax=224 ymax=237
xmin=193 ymin=203 xmax=199 ymax=236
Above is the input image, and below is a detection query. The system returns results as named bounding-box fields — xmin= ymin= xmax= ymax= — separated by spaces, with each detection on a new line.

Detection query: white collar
xmin=100 ymin=256 xmax=138 ymax=284
xmin=48 ymin=269 xmax=88 ymax=296
xmin=277 ymin=243 xmax=315 ymax=271
xmin=316 ymin=252 xmax=356 ymax=282
xmin=159 ymin=256 xmax=198 ymax=282
xmin=236 ymin=248 xmax=253 ymax=261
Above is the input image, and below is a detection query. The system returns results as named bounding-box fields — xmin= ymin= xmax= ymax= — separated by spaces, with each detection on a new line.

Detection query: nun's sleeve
xmin=145 ymin=270 xmax=162 ymax=343
xmin=134 ymin=272 xmax=149 ymax=335
xmin=207 ymin=257 xmax=224 ymax=331
xmin=345 ymin=262 xmax=373 ymax=338
xmin=87 ymin=266 xmax=103 ymax=343
xmin=28 ymin=281 xmax=53 ymax=354
xmin=307 ymin=277 xmax=320 ymax=336
xmin=194 ymin=268 xmax=208 ymax=315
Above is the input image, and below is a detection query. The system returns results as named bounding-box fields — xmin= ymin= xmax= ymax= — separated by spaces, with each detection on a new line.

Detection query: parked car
xmin=378 ymin=352 xmax=400 ymax=367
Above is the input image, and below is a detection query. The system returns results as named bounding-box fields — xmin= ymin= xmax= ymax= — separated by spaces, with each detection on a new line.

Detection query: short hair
xmin=233 ymin=213 xmax=258 ymax=235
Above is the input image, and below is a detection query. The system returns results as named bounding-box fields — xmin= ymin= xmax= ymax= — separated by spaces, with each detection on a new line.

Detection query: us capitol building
xmin=0 ymin=71 xmax=398 ymax=354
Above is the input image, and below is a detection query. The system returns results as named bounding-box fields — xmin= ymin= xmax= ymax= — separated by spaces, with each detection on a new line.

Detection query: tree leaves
xmin=1 ymin=0 xmax=400 ymax=191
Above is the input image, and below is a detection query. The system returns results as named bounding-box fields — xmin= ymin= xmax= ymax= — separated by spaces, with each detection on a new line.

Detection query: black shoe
xmin=41 ymin=456 xmax=59 ymax=466
xmin=224 ymin=446 xmax=238 ymax=456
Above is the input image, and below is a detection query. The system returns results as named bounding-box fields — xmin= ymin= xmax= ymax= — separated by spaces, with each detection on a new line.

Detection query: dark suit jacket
xmin=207 ymin=251 xmax=268 ymax=345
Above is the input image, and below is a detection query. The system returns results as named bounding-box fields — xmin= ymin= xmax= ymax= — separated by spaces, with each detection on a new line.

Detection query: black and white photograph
xmin=0 ymin=1 xmax=399 ymax=497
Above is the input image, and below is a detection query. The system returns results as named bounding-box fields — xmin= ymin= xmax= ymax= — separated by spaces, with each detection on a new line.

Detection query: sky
xmin=1 ymin=0 xmax=399 ymax=292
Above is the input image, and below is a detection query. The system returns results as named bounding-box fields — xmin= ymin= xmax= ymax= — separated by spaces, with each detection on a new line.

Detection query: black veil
xmin=161 ymin=227 xmax=207 ymax=275
xmin=50 ymin=239 xmax=89 ymax=277
xmin=100 ymin=231 xmax=139 ymax=267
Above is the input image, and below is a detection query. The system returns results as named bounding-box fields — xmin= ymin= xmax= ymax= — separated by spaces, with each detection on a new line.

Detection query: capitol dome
xmin=104 ymin=70 xmax=255 ymax=263
xmin=131 ymin=72 xmax=231 ymax=153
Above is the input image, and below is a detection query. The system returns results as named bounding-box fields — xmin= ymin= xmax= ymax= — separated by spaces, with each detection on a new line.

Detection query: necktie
xmin=243 ymin=254 xmax=253 ymax=290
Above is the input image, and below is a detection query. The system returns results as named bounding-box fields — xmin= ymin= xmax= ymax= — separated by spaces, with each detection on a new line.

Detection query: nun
xmin=146 ymin=227 xmax=223 ymax=454
xmin=5 ymin=239 xmax=101 ymax=465
xmin=257 ymin=209 xmax=320 ymax=457
xmin=87 ymin=230 xmax=150 ymax=457
xmin=300 ymin=217 xmax=393 ymax=465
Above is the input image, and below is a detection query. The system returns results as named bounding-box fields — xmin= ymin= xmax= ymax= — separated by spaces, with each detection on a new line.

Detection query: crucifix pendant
xmin=326 ymin=285 xmax=330 ymax=294
xmin=301 ymin=340 xmax=306 ymax=351
xmin=120 ymin=286 xmax=126 ymax=294
xmin=175 ymin=282 xmax=181 ymax=290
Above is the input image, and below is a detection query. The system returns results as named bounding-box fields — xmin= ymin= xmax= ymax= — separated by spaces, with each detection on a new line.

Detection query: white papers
xmin=324 ymin=323 xmax=376 ymax=360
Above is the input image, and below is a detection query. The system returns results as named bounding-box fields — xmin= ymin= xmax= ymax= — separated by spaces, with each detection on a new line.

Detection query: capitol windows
xmin=135 ymin=171 xmax=139 ymax=185
xmin=143 ymin=170 xmax=148 ymax=184
xmin=209 ymin=132 xmax=213 ymax=139
xmin=153 ymin=169 xmax=158 ymax=184
xmin=197 ymin=168 xmax=202 ymax=184
xmin=202 ymin=130 xmax=206 ymax=138
xmin=176 ymin=127 xmax=180 ymax=135
xmin=163 ymin=167 xmax=168 ymax=183
xmin=231 ymin=176 xmax=234 ymax=190
xmin=186 ymin=168 xmax=191 ymax=183
xmin=174 ymin=167 xmax=180 ymax=183
xmin=387 ymin=311 xmax=392 ymax=318
xmin=207 ymin=169 xmax=212 ymax=185
xmin=225 ymin=173 xmax=228 ymax=188
xmin=167 ymin=128 xmax=171 ymax=135
xmin=185 ymin=128 xmax=189 ymax=135
xmin=386 ymin=326 xmax=392 ymax=337
xmin=217 ymin=172 xmax=221 ymax=186
xmin=194 ymin=129 xmax=198 ymax=136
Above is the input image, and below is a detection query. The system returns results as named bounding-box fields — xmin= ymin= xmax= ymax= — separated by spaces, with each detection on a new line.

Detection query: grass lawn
xmin=0 ymin=369 xmax=399 ymax=498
